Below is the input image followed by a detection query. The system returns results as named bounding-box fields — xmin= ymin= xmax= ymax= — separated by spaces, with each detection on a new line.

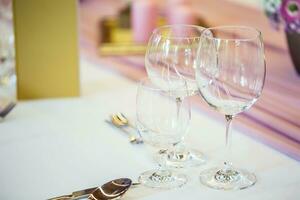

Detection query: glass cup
xmin=136 ymin=76 xmax=190 ymax=189
xmin=196 ymin=26 xmax=266 ymax=190
xmin=145 ymin=24 xmax=206 ymax=168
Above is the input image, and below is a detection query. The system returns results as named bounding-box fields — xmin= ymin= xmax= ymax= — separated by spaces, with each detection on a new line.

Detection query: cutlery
xmin=106 ymin=113 xmax=143 ymax=144
xmin=105 ymin=120 xmax=143 ymax=144
xmin=88 ymin=178 xmax=132 ymax=200
xmin=0 ymin=102 xmax=15 ymax=118
xmin=48 ymin=178 xmax=133 ymax=200
xmin=48 ymin=186 xmax=97 ymax=200
xmin=111 ymin=113 xmax=133 ymax=129
xmin=112 ymin=113 xmax=143 ymax=139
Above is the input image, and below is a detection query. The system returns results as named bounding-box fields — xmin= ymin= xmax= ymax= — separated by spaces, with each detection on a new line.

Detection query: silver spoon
xmin=88 ymin=178 xmax=132 ymax=200
xmin=48 ymin=178 xmax=132 ymax=200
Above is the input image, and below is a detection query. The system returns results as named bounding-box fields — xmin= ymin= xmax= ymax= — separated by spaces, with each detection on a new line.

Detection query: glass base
xmin=199 ymin=167 xmax=256 ymax=190
xmin=156 ymin=148 xmax=206 ymax=168
xmin=138 ymin=169 xmax=187 ymax=189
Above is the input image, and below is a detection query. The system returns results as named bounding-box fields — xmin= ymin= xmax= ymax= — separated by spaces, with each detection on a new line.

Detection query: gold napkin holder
xmin=98 ymin=15 xmax=208 ymax=56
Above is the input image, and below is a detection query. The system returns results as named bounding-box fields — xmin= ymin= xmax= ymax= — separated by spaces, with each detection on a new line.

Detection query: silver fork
xmin=106 ymin=114 xmax=143 ymax=144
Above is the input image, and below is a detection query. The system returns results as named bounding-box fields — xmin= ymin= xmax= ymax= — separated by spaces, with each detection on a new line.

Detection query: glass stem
xmin=157 ymin=164 xmax=165 ymax=172
xmin=155 ymin=151 xmax=172 ymax=178
xmin=175 ymin=97 xmax=182 ymax=117
xmin=172 ymin=97 xmax=188 ymax=160
xmin=224 ymin=115 xmax=233 ymax=170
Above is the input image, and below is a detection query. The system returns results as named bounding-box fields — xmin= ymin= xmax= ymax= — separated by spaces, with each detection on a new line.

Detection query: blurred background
xmin=0 ymin=0 xmax=299 ymax=119
xmin=78 ymin=0 xmax=287 ymax=55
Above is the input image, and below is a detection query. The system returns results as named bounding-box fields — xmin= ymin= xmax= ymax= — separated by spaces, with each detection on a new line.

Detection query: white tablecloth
xmin=0 ymin=59 xmax=299 ymax=200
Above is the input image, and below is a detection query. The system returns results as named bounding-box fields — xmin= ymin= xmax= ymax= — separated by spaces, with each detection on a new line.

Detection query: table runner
xmin=79 ymin=0 xmax=300 ymax=161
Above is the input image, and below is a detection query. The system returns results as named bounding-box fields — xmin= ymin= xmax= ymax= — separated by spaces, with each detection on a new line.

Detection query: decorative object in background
xmin=13 ymin=0 xmax=80 ymax=99
xmin=98 ymin=9 xmax=148 ymax=56
xmin=167 ymin=0 xmax=190 ymax=5
xmin=166 ymin=0 xmax=197 ymax=25
xmin=167 ymin=5 xmax=197 ymax=25
xmin=131 ymin=0 xmax=159 ymax=43
xmin=264 ymin=0 xmax=300 ymax=74
xmin=0 ymin=0 xmax=16 ymax=118
xmin=98 ymin=0 xmax=208 ymax=56
xmin=286 ymin=30 xmax=300 ymax=74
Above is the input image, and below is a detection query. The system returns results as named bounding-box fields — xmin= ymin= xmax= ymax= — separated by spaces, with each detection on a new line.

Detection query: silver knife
xmin=48 ymin=186 xmax=98 ymax=200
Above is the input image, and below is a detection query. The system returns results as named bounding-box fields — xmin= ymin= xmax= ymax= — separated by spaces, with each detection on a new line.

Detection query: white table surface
xmin=0 ymin=59 xmax=300 ymax=200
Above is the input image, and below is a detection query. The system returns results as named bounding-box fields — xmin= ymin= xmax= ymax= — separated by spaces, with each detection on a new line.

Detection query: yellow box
xmin=13 ymin=0 xmax=80 ymax=99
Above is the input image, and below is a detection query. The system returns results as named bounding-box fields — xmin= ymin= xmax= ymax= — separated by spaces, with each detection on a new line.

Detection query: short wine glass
xmin=145 ymin=24 xmax=206 ymax=168
xmin=136 ymin=76 xmax=190 ymax=189
xmin=196 ymin=26 xmax=266 ymax=190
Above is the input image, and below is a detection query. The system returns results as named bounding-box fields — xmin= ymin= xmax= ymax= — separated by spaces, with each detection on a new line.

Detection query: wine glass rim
xmin=152 ymin=24 xmax=206 ymax=39
xmin=138 ymin=76 xmax=187 ymax=92
xmin=202 ymin=25 xmax=262 ymax=42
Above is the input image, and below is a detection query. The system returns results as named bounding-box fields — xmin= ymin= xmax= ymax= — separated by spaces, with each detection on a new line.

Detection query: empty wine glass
xmin=145 ymin=24 xmax=206 ymax=168
xmin=136 ymin=76 xmax=190 ymax=189
xmin=196 ymin=26 xmax=266 ymax=190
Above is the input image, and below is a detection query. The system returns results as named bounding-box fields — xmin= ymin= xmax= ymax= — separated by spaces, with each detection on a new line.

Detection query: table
xmin=0 ymin=59 xmax=299 ymax=200
xmin=1 ymin=0 xmax=300 ymax=199
xmin=80 ymin=0 xmax=300 ymax=162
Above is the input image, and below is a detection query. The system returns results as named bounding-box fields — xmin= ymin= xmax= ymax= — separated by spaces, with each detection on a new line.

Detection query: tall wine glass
xmin=196 ymin=26 xmax=266 ymax=190
xmin=136 ymin=77 xmax=190 ymax=189
xmin=145 ymin=24 xmax=206 ymax=168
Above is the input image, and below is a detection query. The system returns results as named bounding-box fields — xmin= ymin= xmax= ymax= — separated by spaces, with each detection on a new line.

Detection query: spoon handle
xmin=47 ymin=195 xmax=72 ymax=200
xmin=132 ymin=182 xmax=141 ymax=186
xmin=48 ymin=187 xmax=98 ymax=200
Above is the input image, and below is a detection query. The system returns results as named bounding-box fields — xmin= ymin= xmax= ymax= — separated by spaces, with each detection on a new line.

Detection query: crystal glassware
xmin=196 ymin=26 xmax=266 ymax=190
xmin=136 ymin=76 xmax=190 ymax=189
xmin=145 ymin=24 xmax=206 ymax=168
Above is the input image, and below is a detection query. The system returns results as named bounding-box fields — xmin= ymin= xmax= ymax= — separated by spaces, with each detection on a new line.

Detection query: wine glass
xmin=136 ymin=76 xmax=190 ymax=189
xmin=196 ymin=26 xmax=266 ymax=190
xmin=145 ymin=24 xmax=206 ymax=168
